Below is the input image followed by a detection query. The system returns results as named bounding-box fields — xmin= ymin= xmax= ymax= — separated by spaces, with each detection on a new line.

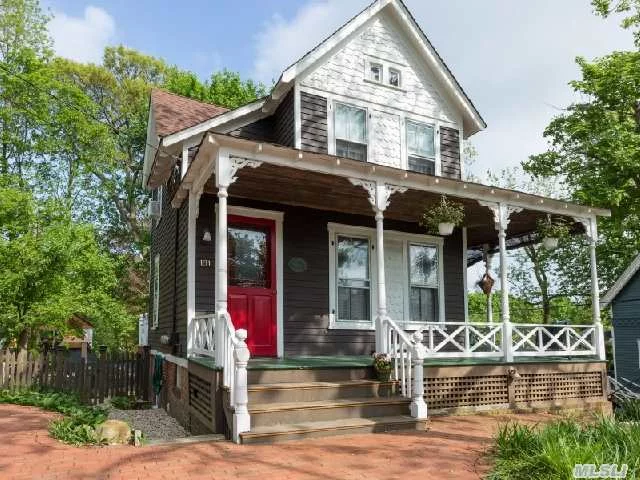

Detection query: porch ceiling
xmin=203 ymin=162 xmax=580 ymax=249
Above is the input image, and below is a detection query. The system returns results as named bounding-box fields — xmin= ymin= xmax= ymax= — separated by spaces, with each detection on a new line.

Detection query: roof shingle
xmin=150 ymin=89 xmax=228 ymax=137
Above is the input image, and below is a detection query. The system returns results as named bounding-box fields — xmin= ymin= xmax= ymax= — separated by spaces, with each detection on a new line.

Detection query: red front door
xmin=227 ymin=215 xmax=277 ymax=357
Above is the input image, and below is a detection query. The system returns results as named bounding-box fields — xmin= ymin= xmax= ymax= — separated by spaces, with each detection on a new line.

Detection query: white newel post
xmin=348 ymin=179 xmax=406 ymax=353
xmin=232 ymin=329 xmax=250 ymax=443
xmin=410 ymin=331 xmax=428 ymax=419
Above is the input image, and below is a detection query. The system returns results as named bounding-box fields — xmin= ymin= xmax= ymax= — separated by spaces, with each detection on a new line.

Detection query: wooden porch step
xmin=240 ymin=415 xmax=427 ymax=444
xmin=247 ymin=366 xmax=374 ymax=384
xmin=249 ymin=397 xmax=411 ymax=427
xmin=248 ymin=380 xmax=398 ymax=403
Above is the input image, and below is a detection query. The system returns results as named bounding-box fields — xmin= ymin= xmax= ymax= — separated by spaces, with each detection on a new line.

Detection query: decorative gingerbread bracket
xmin=348 ymin=178 xmax=407 ymax=212
xmin=478 ymin=201 xmax=522 ymax=231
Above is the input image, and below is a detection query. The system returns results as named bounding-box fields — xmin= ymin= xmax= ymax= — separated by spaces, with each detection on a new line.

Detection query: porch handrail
xmin=418 ymin=322 xmax=504 ymax=359
xmin=191 ymin=313 xmax=216 ymax=358
xmin=379 ymin=316 xmax=427 ymax=419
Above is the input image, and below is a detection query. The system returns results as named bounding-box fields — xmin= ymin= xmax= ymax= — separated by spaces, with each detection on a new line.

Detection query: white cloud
xmin=49 ymin=6 xmax=116 ymax=63
xmin=252 ymin=0 xmax=367 ymax=84
xmin=253 ymin=0 xmax=633 ymax=175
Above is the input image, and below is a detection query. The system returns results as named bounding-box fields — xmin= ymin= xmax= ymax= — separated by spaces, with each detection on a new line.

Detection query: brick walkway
xmin=0 ymin=404 xmax=555 ymax=480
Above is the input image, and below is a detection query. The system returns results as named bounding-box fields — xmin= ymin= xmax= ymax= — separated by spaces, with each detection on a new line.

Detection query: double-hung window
xmin=406 ymin=120 xmax=436 ymax=175
xmin=152 ymin=254 xmax=160 ymax=329
xmin=408 ymin=243 xmax=439 ymax=323
xmin=335 ymin=103 xmax=367 ymax=162
xmin=336 ymin=235 xmax=371 ymax=323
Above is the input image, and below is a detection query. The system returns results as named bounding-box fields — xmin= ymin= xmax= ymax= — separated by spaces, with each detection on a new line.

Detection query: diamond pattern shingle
xmin=151 ymin=89 xmax=229 ymax=137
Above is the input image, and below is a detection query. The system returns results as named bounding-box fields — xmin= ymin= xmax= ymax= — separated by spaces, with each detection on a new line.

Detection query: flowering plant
xmin=372 ymin=353 xmax=392 ymax=373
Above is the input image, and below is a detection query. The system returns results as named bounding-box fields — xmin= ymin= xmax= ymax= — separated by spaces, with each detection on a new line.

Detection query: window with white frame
xmin=336 ymin=235 xmax=371 ymax=323
xmin=406 ymin=120 xmax=436 ymax=175
xmin=152 ymin=254 xmax=160 ymax=328
xmin=408 ymin=243 xmax=439 ymax=322
xmin=389 ymin=68 xmax=401 ymax=88
xmin=369 ymin=62 xmax=382 ymax=83
xmin=335 ymin=102 xmax=367 ymax=162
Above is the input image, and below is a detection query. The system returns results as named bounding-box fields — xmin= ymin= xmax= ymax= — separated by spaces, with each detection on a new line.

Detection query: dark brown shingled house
xmin=142 ymin=0 xmax=611 ymax=443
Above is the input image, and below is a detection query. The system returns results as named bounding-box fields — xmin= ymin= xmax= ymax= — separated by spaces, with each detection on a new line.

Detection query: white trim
xmin=293 ymin=82 xmax=301 ymax=149
xmin=150 ymin=350 xmax=188 ymax=369
xmin=601 ymin=252 xmax=640 ymax=307
xmin=327 ymin=222 xmax=444 ymax=329
xmin=203 ymin=138 xmax=610 ymax=219
xmin=462 ymin=226 xmax=468 ymax=322
xmin=186 ymin=191 xmax=197 ymax=356
xmin=215 ymin=205 xmax=285 ymax=358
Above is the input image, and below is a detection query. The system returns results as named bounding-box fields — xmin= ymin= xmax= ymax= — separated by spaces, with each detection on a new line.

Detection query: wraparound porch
xmin=164 ymin=132 xmax=609 ymax=441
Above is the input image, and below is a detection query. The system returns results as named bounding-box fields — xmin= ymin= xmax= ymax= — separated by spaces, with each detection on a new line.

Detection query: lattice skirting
xmin=424 ymin=362 xmax=607 ymax=412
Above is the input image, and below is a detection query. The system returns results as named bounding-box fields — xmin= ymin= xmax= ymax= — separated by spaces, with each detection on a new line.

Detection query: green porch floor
xmin=189 ymin=354 xmax=602 ymax=371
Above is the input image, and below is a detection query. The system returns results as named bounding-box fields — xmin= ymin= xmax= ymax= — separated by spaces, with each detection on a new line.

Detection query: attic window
xmin=389 ymin=68 xmax=401 ymax=88
xmin=370 ymin=63 xmax=382 ymax=83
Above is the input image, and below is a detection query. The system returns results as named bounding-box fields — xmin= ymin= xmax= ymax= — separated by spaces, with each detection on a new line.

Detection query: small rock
xmin=95 ymin=420 xmax=131 ymax=445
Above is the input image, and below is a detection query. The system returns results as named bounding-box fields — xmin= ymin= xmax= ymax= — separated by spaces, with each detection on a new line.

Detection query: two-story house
xmin=142 ymin=0 xmax=611 ymax=443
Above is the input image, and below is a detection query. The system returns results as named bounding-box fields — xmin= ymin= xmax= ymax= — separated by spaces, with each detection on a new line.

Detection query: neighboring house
xmin=602 ymin=254 xmax=640 ymax=389
xmin=142 ymin=0 xmax=612 ymax=443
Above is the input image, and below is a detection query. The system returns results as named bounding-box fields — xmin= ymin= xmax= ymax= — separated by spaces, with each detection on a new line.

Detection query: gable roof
xmin=601 ymin=253 xmax=640 ymax=308
xmin=151 ymin=89 xmax=228 ymax=137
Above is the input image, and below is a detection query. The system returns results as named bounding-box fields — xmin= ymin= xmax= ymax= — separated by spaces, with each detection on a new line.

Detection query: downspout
xmin=172 ymin=200 xmax=180 ymax=356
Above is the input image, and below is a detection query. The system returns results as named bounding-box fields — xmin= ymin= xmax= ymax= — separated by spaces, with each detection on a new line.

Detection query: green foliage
xmin=537 ymin=219 xmax=570 ymax=240
xmin=524 ymin=50 xmax=640 ymax=288
xmin=615 ymin=398 xmax=640 ymax=421
xmin=488 ymin=417 xmax=640 ymax=479
xmin=0 ymin=389 xmax=107 ymax=445
xmin=593 ymin=0 xmax=640 ymax=47
xmin=420 ymin=195 xmax=465 ymax=233
xmin=110 ymin=395 xmax=136 ymax=410
xmin=0 ymin=184 xmax=135 ymax=349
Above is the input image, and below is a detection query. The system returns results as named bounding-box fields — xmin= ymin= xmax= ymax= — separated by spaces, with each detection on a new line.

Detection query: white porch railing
xmin=511 ymin=324 xmax=597 ymax=357
xmin=420 ymin=322 xmax=504 ymax=358
xmin=379 ymin=316 xmax=427 ymax=419
xmin=190 ymin=311 xmax=250 ymax=443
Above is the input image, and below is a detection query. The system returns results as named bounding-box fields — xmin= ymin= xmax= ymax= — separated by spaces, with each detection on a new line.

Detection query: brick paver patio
xmin=0 ymin=404 xmax=555 ymax=480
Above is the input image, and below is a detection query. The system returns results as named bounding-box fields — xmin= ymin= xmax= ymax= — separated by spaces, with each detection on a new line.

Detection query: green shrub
xmin=110 ymin=395 xmax=136 ymax=410
xmin=0 ymin=389 xmax=107 ymax=445
xmin=488 ymin=417 xmax=640 ymax=480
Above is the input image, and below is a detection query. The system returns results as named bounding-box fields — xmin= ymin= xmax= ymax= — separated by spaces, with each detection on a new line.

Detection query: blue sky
xmin=43 ymin=0 xmax=634 ymax=178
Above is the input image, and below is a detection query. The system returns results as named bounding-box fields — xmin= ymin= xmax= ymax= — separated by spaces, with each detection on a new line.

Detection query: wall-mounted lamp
xmin=202 ymin=228 xmax=212 ymax=242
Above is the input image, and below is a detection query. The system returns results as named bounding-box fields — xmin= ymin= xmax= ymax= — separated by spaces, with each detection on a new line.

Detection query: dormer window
xmin=407 ymin=120 xmax=435 ymax=175
xmin=389 ymin=68 xmax=401 ymax=88
xmin=335 ymin=102 xmax=367 ymax=162
xmin=369 ymin=63 xmax=382 ymax=83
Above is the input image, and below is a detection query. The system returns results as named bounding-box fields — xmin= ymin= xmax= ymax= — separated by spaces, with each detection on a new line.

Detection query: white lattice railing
xmin=190 ymin=311 xmax=250 ymax=443
xmin=511 ymin=324 xmax=597 ymax=357
xmin=191 ymin=313 xmax=216 ymax=357
xmin=379 ymin=316 xmax=427 ymax=419
xmin=420 ymin=322 xmax=504 ymax=358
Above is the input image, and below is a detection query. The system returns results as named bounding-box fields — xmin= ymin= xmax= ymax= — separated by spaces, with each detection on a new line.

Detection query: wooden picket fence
xmin=0 ymin=348 xmax=150 ymax=405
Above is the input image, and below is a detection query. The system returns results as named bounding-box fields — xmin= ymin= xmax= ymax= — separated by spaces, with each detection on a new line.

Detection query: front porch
xmin=163 ymin=132 xmax=610 ymax=442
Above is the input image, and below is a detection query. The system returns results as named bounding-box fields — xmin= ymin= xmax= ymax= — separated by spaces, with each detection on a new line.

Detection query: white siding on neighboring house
xmin=299 ymin=13 xmax=462 ymax=171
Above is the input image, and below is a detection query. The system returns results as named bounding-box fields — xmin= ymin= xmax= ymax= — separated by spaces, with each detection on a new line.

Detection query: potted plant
xmin=420 ymin=195 xmax=465 ymax=236
xmin=537 ymin=217 xmax=569 ymax=250
xmin=372 ymin=353 xmax=392 ymax=382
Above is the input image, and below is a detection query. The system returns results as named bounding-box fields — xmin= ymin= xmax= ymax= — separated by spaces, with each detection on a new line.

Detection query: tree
xmin=0 ymin=181 xmax=135 ymax=350
xmin=593 ymin=0 xmax=640 ymax=47
xmin=524 ymin=50 xmax=640 ymax=287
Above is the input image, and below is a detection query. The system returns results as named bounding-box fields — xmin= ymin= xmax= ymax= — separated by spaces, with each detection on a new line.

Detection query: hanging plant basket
xmin=537 ymin=217 xmax=569 ymax=250
xmin=421 ymin=195 xmax=465 ymax=236
xmin=478 ymin=272 xmax=495 ymax=295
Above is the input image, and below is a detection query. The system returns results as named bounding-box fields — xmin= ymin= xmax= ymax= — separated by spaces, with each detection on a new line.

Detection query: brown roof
xmin=151 ymin=89 xmax=229 ymax=137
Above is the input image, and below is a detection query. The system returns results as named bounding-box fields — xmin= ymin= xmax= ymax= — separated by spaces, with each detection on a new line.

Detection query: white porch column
xmin=186 ymin=188 xmax=199 ymax=357
xmin=481 ymin=202 xmax=521 ymax=362
xmin=576 ymin=216 xmax=606 ymax=361
xmin=349 ymin=179 xmax=406 ymax=353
